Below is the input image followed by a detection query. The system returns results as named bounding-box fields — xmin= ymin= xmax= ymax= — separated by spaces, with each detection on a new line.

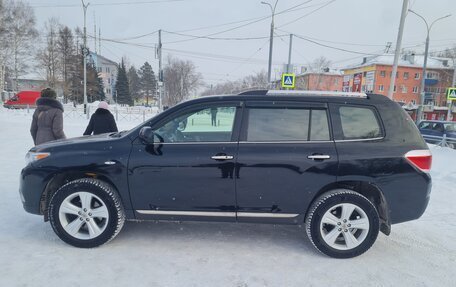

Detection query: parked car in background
xmin=418 ymin=120 xmax=456 ymax=148
xmin=20 ymin=90 xmax=432 ymax=258
xmin=3 ymin=91 xmax=41 ymax=109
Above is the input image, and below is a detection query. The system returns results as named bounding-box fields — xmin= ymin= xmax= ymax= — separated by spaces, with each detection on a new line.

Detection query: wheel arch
xmin=40 ymin=171 xmax=120 ymax=221
xmin=307 ymin=181 xmax=391 ymax=235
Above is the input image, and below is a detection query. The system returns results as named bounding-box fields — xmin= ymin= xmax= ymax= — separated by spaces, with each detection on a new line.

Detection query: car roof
xmin=185 ymin=90 xmax=391 ymax=105
xmin=420 ymin=120 xmax=455 ymax=124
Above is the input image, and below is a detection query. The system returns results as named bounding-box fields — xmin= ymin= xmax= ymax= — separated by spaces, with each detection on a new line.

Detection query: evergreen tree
xmin=128 ymin=65 xmax=141 ymax=103
xmin=139 ymin=61 xmax=157 ymax=106
xmin=69 ymin=47 xmax=104 ymax=104
xmin=115 ymin=59 xmax=132 ymax=106
xmin=89 ymin=62 xmax=105 ymax=102
xmin=57 ymin=26 xmax=76 ymax=103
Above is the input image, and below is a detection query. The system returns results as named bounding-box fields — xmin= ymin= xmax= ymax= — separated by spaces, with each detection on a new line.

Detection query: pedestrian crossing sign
xmin=281 ymin=73 xmax=295 ymax=88
xmin=447 ymin=87 xmax=456 ymax=101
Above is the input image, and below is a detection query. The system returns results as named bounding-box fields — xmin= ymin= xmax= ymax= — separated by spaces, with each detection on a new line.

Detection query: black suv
xmin=20 ymin=90 xmax=432 ymax=258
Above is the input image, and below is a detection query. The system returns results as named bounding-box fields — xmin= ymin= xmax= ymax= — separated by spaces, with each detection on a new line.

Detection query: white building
xmin=89 ymin=53 xmax=118 ymax=103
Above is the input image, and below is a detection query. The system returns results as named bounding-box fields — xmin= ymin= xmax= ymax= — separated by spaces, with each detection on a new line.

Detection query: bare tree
xmin=37 ymin=18 xmax=61 ymax=88
xmin=163 ymin=56 xmax=203 ymax=107
xmin=0 ymin=0 xmax=8 ymax=93
xmin=57 ymin=26 xmax=76 ymax=102
xmin=3 ymin=0 xmax=38 ymax=90
xmin=308 ymin=56 xmax=331 ymax=73
xmin=308 ymin=56 xmax=332 ymax=90
xmin=201 ymin=70 xmax=268 ymax=96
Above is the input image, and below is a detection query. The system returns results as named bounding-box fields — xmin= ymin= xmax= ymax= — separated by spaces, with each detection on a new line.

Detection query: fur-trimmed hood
xmin=36 ymin=97 xmax=64 ymax=112
xmin=94 ymin=108 xmax=112 ymax=115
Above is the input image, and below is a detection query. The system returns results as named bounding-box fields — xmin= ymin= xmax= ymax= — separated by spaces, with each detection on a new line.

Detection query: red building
xmin=273 ymin=70 xmax=343 ymax=91
xmin=342 ymin=53 xmax=455 ymax=120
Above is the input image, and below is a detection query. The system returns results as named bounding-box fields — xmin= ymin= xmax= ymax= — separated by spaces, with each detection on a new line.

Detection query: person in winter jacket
xmin=83 ymin=101 xmax=118 ymax=135
xmin=30 ymin=88 xmax=66 ymax=146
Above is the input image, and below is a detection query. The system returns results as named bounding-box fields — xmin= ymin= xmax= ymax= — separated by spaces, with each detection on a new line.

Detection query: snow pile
xmin=0 ymin=110 xmax=455 ymax=287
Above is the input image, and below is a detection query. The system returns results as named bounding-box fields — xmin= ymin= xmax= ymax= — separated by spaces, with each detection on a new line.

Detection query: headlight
xmin=25 ymin=152 xmax=50 ymax=165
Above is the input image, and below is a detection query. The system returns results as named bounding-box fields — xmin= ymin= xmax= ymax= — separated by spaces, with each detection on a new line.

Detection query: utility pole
xmin=287 ymin=34 xmax=293 ymax=73
xmin=261 ymin=0 xmax=278 ymax=84
xmin=99 ymin=28 xmax=101 ymax=55
xmin=0 ymin=63 xmax=4 ymax=97
xmin=409 ymin=9 xmax=451 ymax=123
xmin=93 ymin=12 xmax=97 ymax=54
xmin=158 ymin=29 xmax=163 ymax=111
xmin=387 ymin=0 xmax=408 ymax=100
xmin=448 ymin=59 xmax=456 ymax=121
xmin=81 ymin=0 xmax=89 ymax=115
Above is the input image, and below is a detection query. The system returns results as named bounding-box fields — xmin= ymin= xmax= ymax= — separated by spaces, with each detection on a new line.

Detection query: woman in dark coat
xmin=30 ymin=88 xmax=66 ymax=145
xmin=83 ymin=101 xmax=118 ymax=135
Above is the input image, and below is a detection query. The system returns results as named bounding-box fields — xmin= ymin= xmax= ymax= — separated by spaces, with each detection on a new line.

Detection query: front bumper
xmin=19 ymin=165 xmax=54 ymax=215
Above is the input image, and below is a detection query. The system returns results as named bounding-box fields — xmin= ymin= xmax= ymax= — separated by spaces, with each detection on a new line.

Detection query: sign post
xmin=447 ymin=87 xmax=456 ymax=121
xmin=281 ymin=73 xmax=295 ymax=89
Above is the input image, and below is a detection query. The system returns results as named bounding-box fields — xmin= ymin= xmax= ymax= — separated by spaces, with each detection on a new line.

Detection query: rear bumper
xmin=385 ymin=171 xmax=432 ymax=224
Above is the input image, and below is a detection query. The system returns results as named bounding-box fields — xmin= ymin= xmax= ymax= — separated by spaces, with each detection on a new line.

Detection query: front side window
xmin=419 ymin=122 xmax=432 ymax=130
xmin=246 ymin=108 xmax=330 ymax=141
xmin=154 ymin=106 xmax=236 ymax=142
xmin=339 ymin=106 xmax=382 ymax=140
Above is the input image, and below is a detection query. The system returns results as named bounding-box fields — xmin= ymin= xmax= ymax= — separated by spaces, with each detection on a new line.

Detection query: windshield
xmin=444 ymin=123 xmax=456 ymax=132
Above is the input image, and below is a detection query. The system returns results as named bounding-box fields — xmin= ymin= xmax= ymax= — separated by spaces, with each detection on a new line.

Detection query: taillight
xmin=404 ymin=150 xmax=432 ymax=172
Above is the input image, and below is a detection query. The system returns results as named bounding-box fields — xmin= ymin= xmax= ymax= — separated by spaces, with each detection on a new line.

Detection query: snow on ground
xmin=0 ymin=107 xmax=455 ymax=287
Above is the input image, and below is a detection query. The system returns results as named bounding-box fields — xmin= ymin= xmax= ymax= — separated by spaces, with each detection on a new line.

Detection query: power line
xmin=275 ymin=32 xmax=312 ymax=68
xmin=162 ymin=30 xmax=289 ymax=41
xmin=162 ymin=0 xmax=330 ymax=44
xmin=292 ymin=34 xmax=384 ymax=56
xmin=30 ymin=0 xmax=185 ymax=8
xmin=228 ymin=39 xmax=271 ymax=75
xmin=276 ymin=28 xmax=386 ymax=47
xmin=277 ymin=0 xmax=337 ymax=28
xmin=173 ymin=0 xmax=316 ymax=33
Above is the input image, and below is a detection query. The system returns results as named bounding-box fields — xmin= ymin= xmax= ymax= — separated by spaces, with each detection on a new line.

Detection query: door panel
xmin=235 ymin=104 xmax=338 ymax=223
xmin=128 ymin=103 xmax=240 ymax=221
xmin=236 ymin=142 xmax=338 ymax=223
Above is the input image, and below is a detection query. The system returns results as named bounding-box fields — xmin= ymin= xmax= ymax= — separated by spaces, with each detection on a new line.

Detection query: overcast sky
xmin=28 ymin=0 xmax=456 ymax=87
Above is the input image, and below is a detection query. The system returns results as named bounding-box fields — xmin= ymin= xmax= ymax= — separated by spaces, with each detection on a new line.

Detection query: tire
xmin=48 ymin=178 xmax=125 ymax=248
xmin=305 ymin=189 xmax=379 ymax=258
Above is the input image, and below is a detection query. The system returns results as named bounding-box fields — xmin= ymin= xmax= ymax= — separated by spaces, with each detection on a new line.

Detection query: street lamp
xmin=81 ymin=0 xmax=90 ymax=115
xmin=408 ymin=9 xmax=451 ymax=123
xmin=261 ymin=0 xmax=278 ymax=84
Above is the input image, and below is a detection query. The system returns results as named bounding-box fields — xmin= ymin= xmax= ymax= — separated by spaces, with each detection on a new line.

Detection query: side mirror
xmin=139 ymin=127 xmax=155 ymax=144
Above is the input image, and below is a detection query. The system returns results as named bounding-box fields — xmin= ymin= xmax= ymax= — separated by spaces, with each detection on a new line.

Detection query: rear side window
xmin=339 ymin=106 xmax=382 ymax=139
xmin=246 ymin=108 xmax=330 ymax=141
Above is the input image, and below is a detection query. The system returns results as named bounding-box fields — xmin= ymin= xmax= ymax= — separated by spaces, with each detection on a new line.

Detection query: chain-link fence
xmin=1 ymin=105 xmax=159 ymax=123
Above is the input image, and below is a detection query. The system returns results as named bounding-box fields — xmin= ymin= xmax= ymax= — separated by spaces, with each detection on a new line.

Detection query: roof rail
xmin=266 ymin=90 xmax=368 ymax=98
xmin=237 ymin=89 xmax=268 ymax=95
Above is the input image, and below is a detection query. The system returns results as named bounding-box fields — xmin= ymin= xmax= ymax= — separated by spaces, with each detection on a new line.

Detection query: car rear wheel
xmin=305 ymin=189 xmax=379 ymax=258
xmin=49 ymin=178 xmax=125 ymax=248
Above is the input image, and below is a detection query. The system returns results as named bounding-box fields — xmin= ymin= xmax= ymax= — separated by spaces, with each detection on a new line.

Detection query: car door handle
xmin=211 ymin=155 xmax=234 ymax=160
xmin=307 ymin=155 xmax=331 ymax=160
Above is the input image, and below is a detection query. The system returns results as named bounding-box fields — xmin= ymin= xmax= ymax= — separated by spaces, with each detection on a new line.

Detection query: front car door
xmin=128 ymin=101 xmax=242 ymax=221
xmin=235 ymin=100 xmax=338 ymax=223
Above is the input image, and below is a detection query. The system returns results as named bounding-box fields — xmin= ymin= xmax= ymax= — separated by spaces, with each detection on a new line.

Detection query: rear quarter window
xmin=339 ymin=106 xmax=383 ymax=140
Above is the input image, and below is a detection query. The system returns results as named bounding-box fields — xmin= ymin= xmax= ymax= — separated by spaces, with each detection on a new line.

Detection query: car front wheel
xmin=48 ymin=178 xmax=125 ymax=248
xmin=305 ymin=189 xmax=379 ymax=258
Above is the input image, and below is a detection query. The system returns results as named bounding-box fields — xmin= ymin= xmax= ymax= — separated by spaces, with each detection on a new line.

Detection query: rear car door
xmin=235 ymin=100 xmax=338 ymax=223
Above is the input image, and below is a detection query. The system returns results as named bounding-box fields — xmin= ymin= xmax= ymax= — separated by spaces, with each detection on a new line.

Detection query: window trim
xmin=240 ymin=104 xmax=333 ymax=142
xmin=147 ymin=101 xmax=243 ymax=144
xmin=329 ymin=103 xmax=385 ymax=141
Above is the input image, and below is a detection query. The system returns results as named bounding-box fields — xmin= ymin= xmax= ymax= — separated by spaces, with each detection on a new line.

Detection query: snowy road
xmin=0 ymin=108 xmax=455 ymax=287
